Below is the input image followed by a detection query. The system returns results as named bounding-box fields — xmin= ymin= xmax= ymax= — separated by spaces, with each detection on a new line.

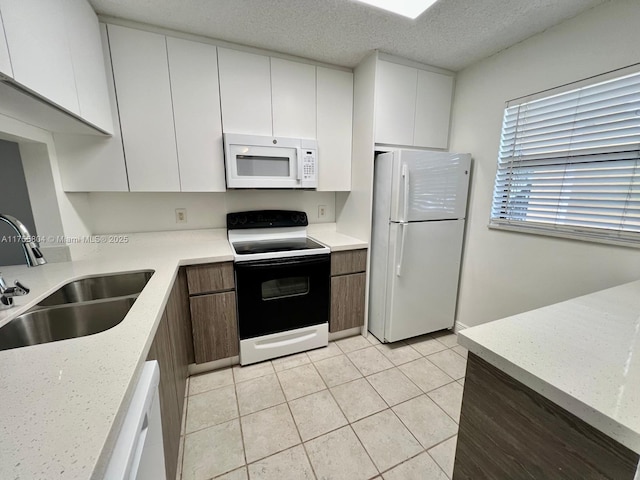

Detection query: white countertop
xmin=458 ymin=280 xmax=640 ymax=454
xmin=0 ymin=226 xmax=366 ymax=480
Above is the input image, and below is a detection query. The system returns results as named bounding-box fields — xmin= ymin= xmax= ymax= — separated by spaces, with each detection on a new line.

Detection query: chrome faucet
xmin=0 ymin=213 xmax=46 ymax=267
xmin=0 ymin=273 xmax=29 ymax=308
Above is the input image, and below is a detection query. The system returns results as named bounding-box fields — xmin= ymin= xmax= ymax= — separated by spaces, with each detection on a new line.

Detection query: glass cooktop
xmin=232 ymin=237 xmax=326 ymax=255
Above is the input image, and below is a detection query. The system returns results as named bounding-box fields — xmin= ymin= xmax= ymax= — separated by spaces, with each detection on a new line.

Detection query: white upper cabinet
xmin=218 ymin=48 xmax=273 ymax=136
xmin=0 ymin=0 xmax=113 ymax=133
xmin=271 ymin=58 xmax=316 ymax=139
xmin=0 ymin=0 xmax=79 ymax=114
xmin=375 ymin=60 xmax=417 ymax=146
xmin=413 ymin=69 xmax=454 ymax=149
xmin=317 ymin=67 xmax=353 ymax=191
xmin=0 ymin=11 xmax=12 ymax=77
xmin=63 ymin=0 xmax=113 ymax=133
xmin=374 ymin=58 xmax=454 ymax=149
xmin=167 ymin=37 xmax=225 ymax=192
xmin=108 ymin=25 xmax=180 ymax=192
xmin=55 ymin=25 xmax=128 ymax=192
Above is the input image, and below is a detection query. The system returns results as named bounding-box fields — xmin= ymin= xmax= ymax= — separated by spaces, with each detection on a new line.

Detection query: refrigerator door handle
xmin=401 ymin=164 xmax=410 ymax=222
xmin=396 ymin=222 xmax=407 ymax=276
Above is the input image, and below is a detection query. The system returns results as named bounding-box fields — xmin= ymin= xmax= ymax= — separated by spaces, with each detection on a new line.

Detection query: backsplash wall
xmin=84 ymin=190 xmax=336 ymax=234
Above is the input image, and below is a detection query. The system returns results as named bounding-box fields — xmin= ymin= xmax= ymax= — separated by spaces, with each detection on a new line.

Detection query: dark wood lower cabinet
xmin=190 ymin=291 xmax=239 ymax=363
xmin=146 ymin=268 xmax=193 ymax=480
xmin=454 ymin=353 xmax=639 ymax=480
xmin=330 ymin=272 xmax=365 ymax=332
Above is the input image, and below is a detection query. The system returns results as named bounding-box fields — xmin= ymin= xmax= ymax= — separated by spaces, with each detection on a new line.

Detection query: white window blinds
xmin=490 ymin=70 xmax=640 ymax=246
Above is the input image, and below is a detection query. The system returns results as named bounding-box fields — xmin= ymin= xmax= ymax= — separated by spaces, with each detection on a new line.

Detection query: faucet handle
xmin=14 ymin=281 xmax=29 ymax=295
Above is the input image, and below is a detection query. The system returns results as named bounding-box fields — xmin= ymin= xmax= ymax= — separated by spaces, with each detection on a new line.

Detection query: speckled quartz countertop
xmin=458 ymin=280 xmax=640 ymax=454
xmin=0 ymin=226 xmax=366 ymax=480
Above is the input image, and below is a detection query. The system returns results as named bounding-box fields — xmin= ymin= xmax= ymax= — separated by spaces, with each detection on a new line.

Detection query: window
xmin=490 ymin=69 xmax=640 ymax=246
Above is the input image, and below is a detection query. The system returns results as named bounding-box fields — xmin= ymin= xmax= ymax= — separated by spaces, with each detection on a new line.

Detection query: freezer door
xmin=390 ymin=150 xmax=471 ymax=222
xmin=385 ymin=219 xmax=465 ymax=342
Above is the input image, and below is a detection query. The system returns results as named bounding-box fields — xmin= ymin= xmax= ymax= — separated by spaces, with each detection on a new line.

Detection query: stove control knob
xmin=238 ymin=215 xmax=247 ymax=225
xmin=228 ymin=216 xmax=238 ymax=226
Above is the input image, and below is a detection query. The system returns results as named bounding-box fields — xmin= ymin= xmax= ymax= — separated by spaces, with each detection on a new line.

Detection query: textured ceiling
xmin=89 ymin=0 xmax=608 ymax=71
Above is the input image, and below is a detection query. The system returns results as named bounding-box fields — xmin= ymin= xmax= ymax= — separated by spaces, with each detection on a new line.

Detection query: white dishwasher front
xmin=104 ymin=360 xmax=166 ymax=480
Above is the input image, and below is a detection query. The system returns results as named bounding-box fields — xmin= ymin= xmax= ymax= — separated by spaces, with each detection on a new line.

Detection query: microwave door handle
xmin=296 ymin=148 xmax=303 ymax=182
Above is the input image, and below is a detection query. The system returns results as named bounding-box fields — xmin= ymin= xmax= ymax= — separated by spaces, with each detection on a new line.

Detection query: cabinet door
xmin=190 ymin=291 xmax=239 ymax=363
xmin=317 ymin=67 xmax=353 ymax=191
xmin=0 ymin=0 xmax=79 ymax=114
xmin=63 ymin=0 xmax=113 ymax=134
xmin=54 ymin=24 xmax=129 ymax=192
xmin=0 ymin=11 xmax=12 ymax=77
xmin=167 ymin=37 xmax=225 ymax=192
xmin=218 ymin=48 xmax=272 ymax=136
xmin=108 ymin=25 xmax=180 ymax=192
xmin=330 ymin=272 xmax=365 ymax=333
xmin=271 ymin=58 xmax=316 ymax=138
xmin=413 ymin=70 xmax=454 ymax=149
xmin=147 ymin=312 xmax=181 ymax=480
xmin=375 ymin=60 xmax=417 ymax=146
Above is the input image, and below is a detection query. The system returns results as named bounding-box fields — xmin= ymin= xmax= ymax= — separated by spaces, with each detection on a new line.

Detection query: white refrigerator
xmin=368 ymin=149 xmax=471 ymax=343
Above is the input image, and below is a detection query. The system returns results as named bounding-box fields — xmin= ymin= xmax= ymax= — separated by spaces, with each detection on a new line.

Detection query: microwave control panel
xmin=301 ymin=150 xmax=317 ymax=187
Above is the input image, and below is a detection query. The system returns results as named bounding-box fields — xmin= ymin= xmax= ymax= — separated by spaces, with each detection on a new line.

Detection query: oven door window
xmin=236 ymin=155 xmax=290 ymax=177
xmin=262 ymin=276 xmax=309 ymax=300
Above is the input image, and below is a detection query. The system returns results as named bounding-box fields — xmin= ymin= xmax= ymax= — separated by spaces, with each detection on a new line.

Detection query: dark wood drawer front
xmin=186 ymin=262 xmax=234 ymax=295
xmin=331 ymin=249 xmax=367 ymax=276
xmin=190 ymin=291 xmax=239 ymax=363
xmin=330 ymin=272 xmax=365 ymax=333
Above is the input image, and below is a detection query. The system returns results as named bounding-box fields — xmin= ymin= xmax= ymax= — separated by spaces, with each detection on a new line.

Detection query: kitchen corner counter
xmin=307 ymin=224 xmax=368 ymax=251
xmin=0 ymin=229 xmax=232 ymax=480
xmin=458 ymin=279 xmax=640 ymax=454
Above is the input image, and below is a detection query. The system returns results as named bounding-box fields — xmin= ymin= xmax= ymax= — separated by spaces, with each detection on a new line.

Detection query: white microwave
xmin=224 ymin=133 xmax=318 ymax=189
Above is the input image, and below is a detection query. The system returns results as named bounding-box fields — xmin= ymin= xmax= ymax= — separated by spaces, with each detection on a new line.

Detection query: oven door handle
xmin=235 ymin=255 xmax=329 ymax=270
xmin=296 ymin=147 xmax=303 ymax=183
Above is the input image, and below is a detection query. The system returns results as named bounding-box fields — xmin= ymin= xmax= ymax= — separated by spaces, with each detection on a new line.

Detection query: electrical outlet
xmin=318 ymin=205 xmax=327 ymax=219
xmin=175 ymin=208 xmax=187 ymax=224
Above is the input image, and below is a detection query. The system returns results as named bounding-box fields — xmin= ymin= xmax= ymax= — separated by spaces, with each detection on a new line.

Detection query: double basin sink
xmin=0 ymin=270 xmax=154 ymax=352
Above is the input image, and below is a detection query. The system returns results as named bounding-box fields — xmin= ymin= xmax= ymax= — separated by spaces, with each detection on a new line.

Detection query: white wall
xmin=450 ymin=0 xmax=640 ymax=328
xmin=86 ymin=190 xmax=336 ymax=234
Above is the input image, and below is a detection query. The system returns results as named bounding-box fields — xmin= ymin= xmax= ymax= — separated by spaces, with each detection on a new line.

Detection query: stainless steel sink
xmin=0 ymin=270 xmax=155 ymax=352
xmin=0 ymin=296 xmax=137 ymax=352
xmin=36 ymin=271 xmax=154 ymax=307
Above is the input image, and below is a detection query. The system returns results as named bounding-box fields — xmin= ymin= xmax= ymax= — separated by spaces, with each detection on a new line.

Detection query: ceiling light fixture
xmin=354 ymin=0 xmax=439 ymax=19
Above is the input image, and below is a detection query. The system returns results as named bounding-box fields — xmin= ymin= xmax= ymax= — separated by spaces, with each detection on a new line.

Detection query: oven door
xmin=235 ymin=254 xmax=330 ymax=339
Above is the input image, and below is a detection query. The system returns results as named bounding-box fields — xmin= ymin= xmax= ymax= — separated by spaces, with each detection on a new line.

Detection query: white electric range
xmin=227 ymin=210 xmax=330 ymax=365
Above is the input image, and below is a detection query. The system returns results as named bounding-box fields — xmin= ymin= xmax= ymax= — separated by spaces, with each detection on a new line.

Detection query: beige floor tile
xmin=347 ymin=346 xmax=394 ymax=376
xmin=241 ymin=404 xmax=300 ymax=463
xmin=428 ymin=382 xmax=464 ymax=423
xmin=233 ymin=361 xmax=275 ymax=384
xmin=366 ymin=368 xmax=422 ymax=406
xmin=352 ymin=409 xmax=422 ymax=472
xmin=305 ymin=426 xmax=378 ymax=480
xmin=399 ymin=358 xmax=454 ymax=393
xmin=189 ymin=368 xmax=234 ymax=395
xmin=376 ymin=343 xmax=421 ymax=366
xmin=431 ymin=330 xmax=459 ymax=348
xmin=214 ymin=467 xmax=248 ymax=479
xmin=331 ymin=378 xmax=387 ymax=422
xmin=427 ymin=350 xmax=467 ymax=380
xmin=457 ymin=377 xmax=465 ymax=387
xmin=277 ymin=363 xmax=326 ymax=401
xmin=452 ymin=345 xmax=468 ymax=358
xmin=289 ymin=389 xmax=348 ymax=441
xmin=382 ymin=452 xmax=448 ymax=480
xmin=314 ymin=354 xmax=362 ymax=387
xmin=365 ymin=333 xmax=382 ymax=345
xmin=335 ymin=335 xmax=372 ymax=353
xmin=306 ymin=342 xmax=343 ymax=362
xmin=186 ymin=385 xmax=238 ymax=433
xmin=271 ymin=352 xmax=311 ymax=372
xmin=392 ymin=395 xmax=458 ymax=449
xmin=428 ymin=435 xmax=458 ymax=478
xmin=247 ymin=445 xmax=314 ymax=480
xmin=405 ymin=335 xmax=449 ymax=356
xmin=236 ymin=373 xmax=285 ymax=416
xmin=182 ymin=419 xmax=245 ymax=480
